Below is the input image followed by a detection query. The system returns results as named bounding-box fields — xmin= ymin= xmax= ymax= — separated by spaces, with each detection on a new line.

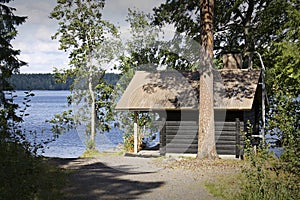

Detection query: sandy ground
xmin=49 ymin=154 xmax=240 ymax=200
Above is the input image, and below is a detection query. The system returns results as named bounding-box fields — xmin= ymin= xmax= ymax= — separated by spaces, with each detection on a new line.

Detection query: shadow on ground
xmin=51 ymin=158 xmax=164 ymax=200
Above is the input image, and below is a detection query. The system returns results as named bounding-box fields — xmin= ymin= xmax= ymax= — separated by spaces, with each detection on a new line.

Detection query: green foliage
xmin=207 ymin=131 xmax=299 ymax=200
xmin=238 ymin=148 xmax=299 ymax=200
xmin=95 ymin=82 xmax=115 ymax=130
xmin=265 ymin=0 xmax=299 ymax=181
xmin=123 ymin=133 xmax=135 ymax=152
xmin=50 ymin=0 xmax=120 ymax=150
xmin=239 ymin=102 xmax=299 ymax=200
xmin=120 ymin=8 xmax=195 ymax=73
xmin=153 ymin=0 xmax=291 ymax=68
xmin=237 ymin=2 xmax=300 ymax=199
xmin=1 ymin=2 xmax=66 ymax=199
xmin=268 ymin=95 xmax=300 ymax=173
xmin=264 ymin=0 xmax=299 ymax=95
xmin=50 ymin=0 xmax=119 ymax=68
xmin=0 ymin=0 xmax=26 ymax=140
xmin=46 ymin=109 xmax=75 ymax=135
xmin=0 ymin=0 xmax=27 ymax=80
xmin=0 ymin=1 xmax=27 ymax=144
xmin=120 ymin=112 xmax=153 ymax=152
xmin=267 ymin=42 xmax=300 ymax=97
xmin=0 ymin=142 xmax=66 ymax=200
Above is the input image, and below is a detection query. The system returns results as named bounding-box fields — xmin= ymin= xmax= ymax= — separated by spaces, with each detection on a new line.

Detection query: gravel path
xmin=50 ymin=154 xmax=238 ymax=200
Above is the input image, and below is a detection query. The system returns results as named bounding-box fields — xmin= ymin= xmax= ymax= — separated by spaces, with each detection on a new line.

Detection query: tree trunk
xmin=88 ymin=67 xmax=96 ymax=150
xmin=243 ymin=0 xmax=255 ymax=69
xmin=197 ymin=0 xmax=217 ymax=159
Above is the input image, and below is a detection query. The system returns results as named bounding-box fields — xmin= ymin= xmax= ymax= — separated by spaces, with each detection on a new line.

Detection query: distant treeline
xmin=9 ymin=73 xmax=119 ymax=90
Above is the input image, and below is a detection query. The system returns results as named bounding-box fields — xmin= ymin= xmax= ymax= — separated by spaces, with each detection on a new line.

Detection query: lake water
xmin=14 ymin=90 xmax=123 ymax=158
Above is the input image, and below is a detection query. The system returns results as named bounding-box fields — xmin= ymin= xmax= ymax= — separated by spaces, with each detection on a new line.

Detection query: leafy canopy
xmin=153 ymin=0 xmax=290 ymax=68
xmin=50 ymin=0 xmax=120 ymax=150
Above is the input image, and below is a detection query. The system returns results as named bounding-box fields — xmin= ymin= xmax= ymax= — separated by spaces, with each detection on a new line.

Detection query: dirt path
xmin=50 ymin=154 xmax=239 ymax=200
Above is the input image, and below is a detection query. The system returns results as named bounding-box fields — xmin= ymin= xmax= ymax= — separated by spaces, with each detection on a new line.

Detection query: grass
xmin=203 ymin=156 xmax=300 ymax=200
xmin=79 ymin=149 xmax=123 ymax=158
xmin=204 ymin=173 xmax=243 ymax=200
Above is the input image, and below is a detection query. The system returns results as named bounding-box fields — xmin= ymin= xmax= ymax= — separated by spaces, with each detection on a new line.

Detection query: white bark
xmin=88 ymin=66 xmax=96 ymax=149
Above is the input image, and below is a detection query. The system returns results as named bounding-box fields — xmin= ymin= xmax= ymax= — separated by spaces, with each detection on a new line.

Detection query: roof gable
xmin=115 ymin=69 xmax=261 ymax=111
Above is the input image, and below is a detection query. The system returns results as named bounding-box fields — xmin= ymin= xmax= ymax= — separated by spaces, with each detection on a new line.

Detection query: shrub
xmin=239 ymin=148 xmax=299 ymax=200
xmin=0 ymin=142 xmax=66 ymax=199
xmin=238 ymin=119 xmax=299 ymax=200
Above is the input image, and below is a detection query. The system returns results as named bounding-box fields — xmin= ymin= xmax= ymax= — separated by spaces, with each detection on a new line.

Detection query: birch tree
xmin=50 ymin=0 xmax=119 ymax=150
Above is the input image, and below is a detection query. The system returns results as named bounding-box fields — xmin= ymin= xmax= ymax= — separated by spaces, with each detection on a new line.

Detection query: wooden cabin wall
xmin=243 ymin=101 xmax=261 ymax=135
xmin=165 ymin=110 xmax=198 ymax=121
xmin=217 ymin=110 xmax=243 ymax=122
xmin=158 ymin=110 xmax=244 ymax=157
xmin=163 ymin=121 xmax=198 ymax=154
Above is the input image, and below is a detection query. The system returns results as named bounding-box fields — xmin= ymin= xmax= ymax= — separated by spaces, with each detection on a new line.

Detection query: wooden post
xmin=235 ymin=118 xmax=240 ymax=158
xmin=134 ymin=111 xmax=138 ymax=154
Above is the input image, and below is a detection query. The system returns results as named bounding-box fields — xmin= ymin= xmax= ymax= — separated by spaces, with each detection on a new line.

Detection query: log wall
xmin=158 ymin=119 xmax=244 ymax=158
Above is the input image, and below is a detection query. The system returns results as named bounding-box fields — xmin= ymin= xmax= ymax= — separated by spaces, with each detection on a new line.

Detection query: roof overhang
xmin=115 ymin=69 xmax=261 ymax=112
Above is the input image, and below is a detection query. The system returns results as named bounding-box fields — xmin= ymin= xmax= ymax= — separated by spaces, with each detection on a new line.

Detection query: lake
xmin=13 ymin=90 xmax=124 ymax=158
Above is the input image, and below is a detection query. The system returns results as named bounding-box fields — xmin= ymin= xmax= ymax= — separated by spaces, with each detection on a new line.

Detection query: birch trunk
xmin=88 ymin=67 xmax=96 ymax=150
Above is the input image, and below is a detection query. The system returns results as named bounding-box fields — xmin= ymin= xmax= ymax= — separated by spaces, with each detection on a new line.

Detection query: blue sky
xmin=9 ymin=0 xmax=164 ymax=73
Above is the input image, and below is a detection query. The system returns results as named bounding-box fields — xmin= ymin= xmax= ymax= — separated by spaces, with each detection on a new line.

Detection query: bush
xmin=124 ymin=133 xmax=135 ymax=152
xmin=0 ymin=142 xmax=66 ymax=200
xmin=238 ymin=148 xmax=299 ymax=200
xmin=123 ymin=132 xmax=143 ymax=153
xmin=238 ymin=122 xmax=299 ymax=200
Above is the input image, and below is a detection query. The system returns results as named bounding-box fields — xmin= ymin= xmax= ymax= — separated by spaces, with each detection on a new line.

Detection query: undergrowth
xmin=0 ymin=142 xmax=66 ymax=199
xmin=204 ymin=129 xmax=299 ymax=200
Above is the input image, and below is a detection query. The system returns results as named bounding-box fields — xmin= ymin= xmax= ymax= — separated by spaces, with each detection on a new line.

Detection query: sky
xmin=8 ymin=0 xmax=164 ymax=74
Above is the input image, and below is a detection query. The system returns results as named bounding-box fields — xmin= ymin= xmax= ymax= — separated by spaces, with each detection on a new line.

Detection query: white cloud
xmin=12 ymin=41 xmax=30 ymax=53
xmin=10 ymin=0 xmax=56 ymax=24
xmin=104 ymin=0 xmax=163 ymax=15
xmin=102 ymin=0 xmax=164 ymax=26
xmin=36 ymin=42 xmax=59 ymax=53
xmin=35 ymin=26 xmax=55 ymax=41
xmin=20 ymin=52 xmax=68 ymax=74
xmin=8 ymin=0 xmax=168 ymax=73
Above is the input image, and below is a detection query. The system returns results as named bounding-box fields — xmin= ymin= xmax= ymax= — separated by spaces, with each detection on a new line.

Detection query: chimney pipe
xmin=222 ymin=53 xmax=242 ymax=69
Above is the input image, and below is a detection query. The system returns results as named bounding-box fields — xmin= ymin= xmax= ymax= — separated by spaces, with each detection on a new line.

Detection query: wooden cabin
xmin=115 ymin=69 xmax=262 ymax=158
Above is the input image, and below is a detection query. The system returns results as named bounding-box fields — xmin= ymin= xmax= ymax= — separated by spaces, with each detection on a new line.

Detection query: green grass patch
xmin=204 ymin=173 xmax=243 ymax=200
xmin=204 ymin=155 xmax=300 ymax=200
xmin=80 ymin=149 xmax=123 ymax=158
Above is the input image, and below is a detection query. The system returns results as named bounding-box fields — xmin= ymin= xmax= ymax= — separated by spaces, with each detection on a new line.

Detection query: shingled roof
xmin=115 ymin=69 xmax=261 ymax=111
